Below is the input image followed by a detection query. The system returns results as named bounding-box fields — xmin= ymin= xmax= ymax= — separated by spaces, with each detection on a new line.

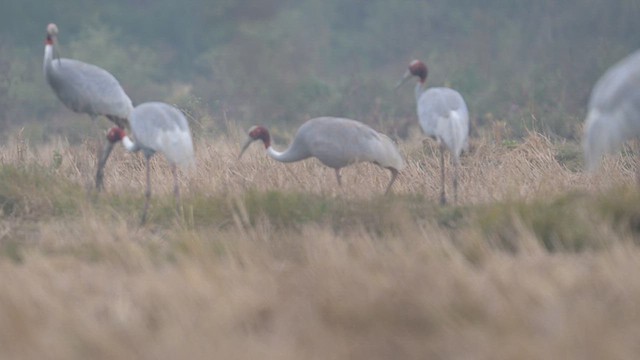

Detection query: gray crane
xmin=239 ymin=117 xmax=405 ymax=194
xmin=43 ymin=23 xmax=133 ymax=190
xmin=583 ymin=49 xmax=640 ymax=172
xmin=397 ymin=59 xmax=469 ymax=205
xmin=106 ymin=102 xmax=195 ymax=224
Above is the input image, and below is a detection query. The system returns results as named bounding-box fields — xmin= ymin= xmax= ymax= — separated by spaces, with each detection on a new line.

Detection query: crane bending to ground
xmin=397 ymin=59 xmax=469 ymax=205
xmin=106 ymin=102 xmax=194 ymax=224
xmin=583 ymin=49 xmax=640 ymax=173
xmin=43 ymin=23 xmax=133 ymax=191
xmin=238 ymin=117 xmax=405 ymax=194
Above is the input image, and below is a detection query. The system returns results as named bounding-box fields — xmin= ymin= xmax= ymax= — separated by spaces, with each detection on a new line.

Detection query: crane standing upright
xmin=397 ymin=60 xmax=469 ymax=205
xmin=106 ymin=102 xmax=194 ymax=224
xmin=43 ymin=23 xmax=133 ymax=190
xmin=239 ymin=117 xmax=405 ymax=194
xmin=583 ymin=49 xmax=640 ymax=173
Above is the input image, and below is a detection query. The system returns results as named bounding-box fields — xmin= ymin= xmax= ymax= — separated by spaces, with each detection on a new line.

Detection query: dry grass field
xmin=1 ymin=124 xmax=640 ymax=359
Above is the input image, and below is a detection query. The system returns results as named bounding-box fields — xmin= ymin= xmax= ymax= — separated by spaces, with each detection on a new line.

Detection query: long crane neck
xmin=251 ymin=127 xmax=310 ymax=163
xmin=43 ymin=42 xmax=53 ymax=72
xmin=246 ymin=126 xmax=311 ymax=162
xmin=265 ymin=143 xmax=309 ymax=163
xmin=414 ymin=81 xmax=427 ymax=102
xmin=43 ymin=36 xmax=59 ymax=74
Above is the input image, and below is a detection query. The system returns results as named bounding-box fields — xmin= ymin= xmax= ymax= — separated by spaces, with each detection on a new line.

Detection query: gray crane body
xmin=125 ymin=102 xmax=195 ymax=168
xmin=107 ymin=102 xmax=194 ymax=224
xmin=43 ymin=24 xmax=133 ymax=190
xmin=43 ymin=39 xmax=132 ymax=126
xmin=583 ymin=49 xmax=640 ymax=171
xmin=416 ymin=86 xmax=469 ymax=163
xmin=269 ymin=117 xmax=404 ymax=171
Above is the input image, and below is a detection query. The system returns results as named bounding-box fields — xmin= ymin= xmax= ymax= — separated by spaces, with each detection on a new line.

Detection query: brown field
xmin=1 ymin=124 xmax=640 ymax=359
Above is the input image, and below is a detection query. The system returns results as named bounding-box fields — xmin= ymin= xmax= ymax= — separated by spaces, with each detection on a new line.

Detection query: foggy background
xmin=1 ymin=0 xmax=639 ymax=143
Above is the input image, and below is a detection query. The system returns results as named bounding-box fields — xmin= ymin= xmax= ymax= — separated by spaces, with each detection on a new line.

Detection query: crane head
xmin=46 ymin=24 xmax=59 ymax=45
xmin=396 ymin=60 xmax=428 ymax=89
xmin=239 ymin=125 xmax=271 ymax=159
xmin=106 ymin=127 xmax=126 ymax=144
xmin=47 ymin=23 xmax=58 ymax=36
xmin=408 ymin=60 xmax=428 ymax=81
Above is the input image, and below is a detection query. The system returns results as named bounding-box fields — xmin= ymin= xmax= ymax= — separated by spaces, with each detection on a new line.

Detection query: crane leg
xmin=439 ymin=145 xmax=446 ymax=205
xmin=335 ymin=168 xmax=342 ymax=186
xmin=636 ymin=154 xmax=640 ymax=186
xmin=141 ymin=156 xmax=152 ymax=225
xmin=95 ymin=141 xmax=114 ymax=191
xmin=384 ymin=168 xmax=399 ymax=195
xmin=453 ymin=158 xmax=459 ymax=204
xmin=172 ymin=164 xmax=181 ymax=215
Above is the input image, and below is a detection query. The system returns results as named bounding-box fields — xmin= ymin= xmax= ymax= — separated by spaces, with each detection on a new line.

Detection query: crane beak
xmin=394 ymin=70 xmax=412 ymax=90
xmin=238 ymin=136 xmax=255 ymax=160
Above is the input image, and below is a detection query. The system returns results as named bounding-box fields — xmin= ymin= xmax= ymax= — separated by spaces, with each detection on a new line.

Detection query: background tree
xmin=0 ymin=0 xmax=638 ymax=142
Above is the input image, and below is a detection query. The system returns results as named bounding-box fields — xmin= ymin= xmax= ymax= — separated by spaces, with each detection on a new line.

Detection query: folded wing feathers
xmin=155 ymin=126 xmax=195 ymax=168
xmin=365 ymin=128 xmax=405 ymax=171
xmin=130 ymin=102 xmax=195 ymax=168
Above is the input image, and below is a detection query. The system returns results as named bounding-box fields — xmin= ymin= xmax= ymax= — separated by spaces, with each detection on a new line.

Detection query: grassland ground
xmin=1 ymin=126 xmax=640 ymax=359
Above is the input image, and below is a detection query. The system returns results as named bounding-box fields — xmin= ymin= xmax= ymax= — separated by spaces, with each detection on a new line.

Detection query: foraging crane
xmin=238 ymin=117 xmax=405 ymax=194
xmin=583 ymin=49 xmax=640 ymax=172
xmin=106 ymin=102 xmax=194 ymax=224
xmin=397 ymin=60 xmax=469 ymax=205
xmin=43 ymin=23 xmax=133 ymax=191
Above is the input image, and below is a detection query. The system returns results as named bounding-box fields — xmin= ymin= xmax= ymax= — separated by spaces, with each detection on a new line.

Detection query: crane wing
xmin=46 ymin=58 xmax=133 ymax=119
xmin=130 ymin=102 xmax=195 ymax=167
xmin=589 ymin=50 xmax=640 ymax=112
xmin=361 ymin=129 xmax=405 ymax=170
xmin=418 ymin=88 xmax=469 ymax=158
xmin=302 ymin=117 xmax=404 ymax=170
xmin=583 ymin=50 xmax=640 ymax=170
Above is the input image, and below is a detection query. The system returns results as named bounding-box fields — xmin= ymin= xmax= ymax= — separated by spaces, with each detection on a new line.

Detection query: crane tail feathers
xmin=448 ymin=110 xmax=469 ymax=160
xmin=375 ymin=134 xmax=405 ymax=171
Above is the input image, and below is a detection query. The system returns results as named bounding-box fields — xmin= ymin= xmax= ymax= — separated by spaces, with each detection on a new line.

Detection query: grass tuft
xmin=0 ymin=164 xmax=83 ymax=219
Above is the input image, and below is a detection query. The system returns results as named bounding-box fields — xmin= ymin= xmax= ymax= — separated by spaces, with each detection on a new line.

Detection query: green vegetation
xmin=0 ymin=163 xmax=638 ymax=263
xmin=0 ymin=164 xmax=83 ymax=219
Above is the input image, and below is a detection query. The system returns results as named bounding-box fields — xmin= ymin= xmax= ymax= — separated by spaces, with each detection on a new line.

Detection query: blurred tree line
xmin=0 ymin=0 xmax=639 ymax=142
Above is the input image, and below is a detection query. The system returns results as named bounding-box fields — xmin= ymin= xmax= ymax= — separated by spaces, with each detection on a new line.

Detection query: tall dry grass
xmin=5 ymin=123 xmax=633 ymax=202
xmin=0 ymin=124 xmax=639 ymax=359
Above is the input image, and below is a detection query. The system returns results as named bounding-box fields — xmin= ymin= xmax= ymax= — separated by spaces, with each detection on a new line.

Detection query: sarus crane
xmin=106 ymin=102 xmax=194 ymax=224
xmin=583 ymin=49 xmax=640 ymax=174
xmin=397 ymin=59 xmax=469 ymax=205
xmin=43 ymin=23 xmax=133 ymax=190
xmin=238 ymin=117 xmax=405 ymax=194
